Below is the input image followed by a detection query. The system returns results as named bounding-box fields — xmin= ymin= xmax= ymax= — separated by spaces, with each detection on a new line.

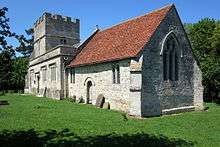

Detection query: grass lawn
xmin=0 ymin=94 xmax=219 ymax=146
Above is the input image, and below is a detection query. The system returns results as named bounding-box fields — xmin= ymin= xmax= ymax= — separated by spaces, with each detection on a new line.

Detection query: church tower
xmin=32 ymin=12 xmax=80 ymax=58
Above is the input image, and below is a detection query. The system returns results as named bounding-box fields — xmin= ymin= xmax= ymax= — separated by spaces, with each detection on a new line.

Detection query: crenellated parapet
xmin=32 ymin=12 xmax=80 ymax=58
xmin=34 ymin=12 xmax=79 ymax=27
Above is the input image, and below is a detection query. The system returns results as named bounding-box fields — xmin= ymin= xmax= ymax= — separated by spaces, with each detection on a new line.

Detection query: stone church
xmin=25 ymin=4 xmax=204 ymax=117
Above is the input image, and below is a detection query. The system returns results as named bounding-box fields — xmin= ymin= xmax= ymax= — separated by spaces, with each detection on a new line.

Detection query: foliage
xmin=185 ymin=18 xmax=220 ymax=101
xmin=183 ymin=23 xmax=194 ymax=35
xmin=15 ymin=28 xmax=34 ymax=57
xmin=211 ymin=23 xmax=220 ymax=55
xmin=200 ymin=55 xmax=220 ymax=100
xmin=0 ymin=55 xmax=28 ymax=92
xmin=0 ymin=50 xmax=13 ymax=91
xmin=0 ymin=7 xmax=14 ymax=51
xmin=0 ymin=7 xmax=33 ymax=54
xmin=0 ymin=94 xmax=220 ymax=146
xmin=0 ymin=7 xmax=33 ymax=92
xmin=187 ymin=18 xmax=216 ymax=61
xmin=10 ymin=57 xmax=29 ymax=90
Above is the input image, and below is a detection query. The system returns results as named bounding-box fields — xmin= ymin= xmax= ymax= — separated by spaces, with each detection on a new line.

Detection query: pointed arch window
xmin=162 ymin=34 xmax=179 ymax=81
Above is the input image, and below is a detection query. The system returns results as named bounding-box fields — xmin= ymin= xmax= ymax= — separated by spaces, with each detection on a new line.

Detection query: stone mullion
xmin=163 ymin=51 xmax=167 ymax=80
xmin=172 ymin=40 xmax=176 ymax=81
xmin=175 ymin=50 xmax=179 ymax=81
xmin=167 ymin=40 xmax=171 ymax=81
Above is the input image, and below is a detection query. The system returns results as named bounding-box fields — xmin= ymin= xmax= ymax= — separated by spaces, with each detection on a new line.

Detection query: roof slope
xmin=69 ymin=4 xmax=173 ymax=67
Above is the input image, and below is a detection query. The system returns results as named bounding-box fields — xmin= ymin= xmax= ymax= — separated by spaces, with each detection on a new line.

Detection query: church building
xmin=25 ymin=4 xmax=204 ymax=117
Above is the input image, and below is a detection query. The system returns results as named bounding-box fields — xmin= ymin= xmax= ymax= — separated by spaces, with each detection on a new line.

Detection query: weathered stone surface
xmin=140 ymin=6 xmax=203 ymax=117
xmin=32 ymin=12 xmax=79 ymax=59
xmin=25 ymin=6 xmax=203 ymax=117
xmin=103 ymin=102 xmax=110 ymax=109
xmin=69 ymin=6 xmax=203 ymax=117
xmin=69 ymin=59 xmax=134 ymax=114
xmin=25 ymin=12 xmax=79 ymax=100
xmin=95 ymin=94 xmax=105 ymax=108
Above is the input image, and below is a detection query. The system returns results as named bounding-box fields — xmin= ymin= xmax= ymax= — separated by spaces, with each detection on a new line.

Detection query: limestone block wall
xmin=193 ymin=62 xmax=204 ymax=110
xmin=28 ymin=57 xmax=62 ymax=99
xmin=32 ymin=12 xmax=80 ymax=59
xmin=68 ymin=59 xmax=142 ymax=116
xmin=129 ymin=55 xmax=143 ymax=116
xmin=34 ymin=20 xmax=46 ymax=57
xmin=27 ymin=45 xmax=76 ymax=99
xmin=44 ymin=13 xmax=80 ymax=51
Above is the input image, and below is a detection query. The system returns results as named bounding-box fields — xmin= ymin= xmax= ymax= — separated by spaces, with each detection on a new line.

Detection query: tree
xmin=211 ymin=23 xmax=220 ymax=55
xmin=0 ymin=7 xmax=13 ymax=51
xmin=201 ymin=56 xmax=220 ymax=101
xmin=0 ymin=7 xmax=33 ymax=93
xmin=0 ymin=50 xmax=13 ymax=92
xmin=184 ymin=23 xmax=194 ymax=35
xmin=0 ymin=7 xmax=14 ymax=92
xmin=16 ymin=28 xmax=34 ymax=57
xmin=188 ymin=18 xmax=216 ymax=62
xmin=10 ymin=57 xmax=29 ymax=91
xmin=186 ymin=18 xmax=220 ymax=102
xmin=1 ymin=7 xmax=33 ymax=55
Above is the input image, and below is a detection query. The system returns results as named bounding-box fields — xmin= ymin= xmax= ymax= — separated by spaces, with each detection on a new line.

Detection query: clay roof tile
xmin=69 ymin=4 xmax=174 ymax=67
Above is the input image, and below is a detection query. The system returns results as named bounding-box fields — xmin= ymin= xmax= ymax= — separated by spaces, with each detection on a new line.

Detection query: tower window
xmin=163 ymin=35 xmax=179 ymax=81
xmin=60 ymin=39 xmax=67 ymax=44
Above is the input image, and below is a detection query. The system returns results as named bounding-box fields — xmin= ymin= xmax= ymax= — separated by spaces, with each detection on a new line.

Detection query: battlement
xmin=34 ymin=12 xmax=79 ymax=27
xmin=33 ymin=12 xmax=80 ymax=57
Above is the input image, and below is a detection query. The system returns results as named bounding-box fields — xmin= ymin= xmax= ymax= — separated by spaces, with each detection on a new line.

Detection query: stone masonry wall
xmin=32 ymin=12 xmax=80 ymax=59
xmin=28 ymin=57 xmax=62 ymax=99
xmin=140 ymin=6 xmax=203 ymax=116
xmin=27 ymin=46 xmax=77 ymax=99
xmin=193 ymin=62 xmax=204 ymax=110
xmin=68 ymin=59 xmax=142 ymax=116
xmin=26 ymin=12 xmax=79 ymax=99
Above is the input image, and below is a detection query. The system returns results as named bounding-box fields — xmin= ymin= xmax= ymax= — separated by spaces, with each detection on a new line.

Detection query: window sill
xmin=163 ymin=80 xmax=179 ymax=87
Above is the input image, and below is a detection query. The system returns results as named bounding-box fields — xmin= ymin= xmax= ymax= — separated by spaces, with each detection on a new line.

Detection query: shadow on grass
xmin=0 ymin=128 xmax=194 ymax=147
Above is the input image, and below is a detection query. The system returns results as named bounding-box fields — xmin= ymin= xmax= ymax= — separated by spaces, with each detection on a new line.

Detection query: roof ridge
xmin=99 ymin=4 xmax=174 ymax=32
xmin=68 ymin=4 xmax=177 ymax=67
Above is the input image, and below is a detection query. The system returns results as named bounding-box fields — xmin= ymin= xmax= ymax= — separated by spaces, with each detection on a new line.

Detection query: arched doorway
xmin=86 ymin=81 xmax=92 ymax=104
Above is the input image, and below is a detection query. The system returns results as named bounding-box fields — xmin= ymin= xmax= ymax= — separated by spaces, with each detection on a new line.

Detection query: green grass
xmin=0 ymin=94 xmax=219 ymax=146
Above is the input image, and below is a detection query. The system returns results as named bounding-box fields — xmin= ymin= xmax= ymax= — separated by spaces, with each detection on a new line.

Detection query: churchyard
xmin=0 ymin=93 xmax=219 ymax=146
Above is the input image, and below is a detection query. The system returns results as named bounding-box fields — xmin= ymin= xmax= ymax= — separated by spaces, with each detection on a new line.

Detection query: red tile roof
xmin=69 ymin=4 xmax=173 ymax=67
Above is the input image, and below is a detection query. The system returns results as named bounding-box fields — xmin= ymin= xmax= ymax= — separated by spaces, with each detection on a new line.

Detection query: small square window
xmin=60 ymin=39 xmax=67 ymax=45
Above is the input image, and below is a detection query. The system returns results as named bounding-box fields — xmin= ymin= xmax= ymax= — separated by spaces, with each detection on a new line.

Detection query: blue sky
xmin=0 ymin=0 xmax=219 ymax=42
